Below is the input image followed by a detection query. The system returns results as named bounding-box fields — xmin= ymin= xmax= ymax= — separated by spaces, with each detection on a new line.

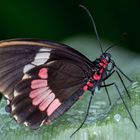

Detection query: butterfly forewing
xmin=0 ymin=42 xmax=50 ymax=100
xmin=0 ymin=39 xmax=93 ymax=100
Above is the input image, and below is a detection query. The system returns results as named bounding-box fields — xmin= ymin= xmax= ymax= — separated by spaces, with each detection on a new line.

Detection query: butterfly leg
xmin=102 ymin=70 xmax=115 ymax=81
xmin=70 ymin=93 xmax=94 ymax=137
xmin=106 ymin=69 xmax=131 ymax=99
xmin=103 ymin=81 xmax=112 ymax=105
xmin=113 ymin=82 xmax=137 ymax=129
xmin=102 ymin=69 xmax=131 ymax=99
xmin=101 ymin=83 xmax=114 ymax=87
xmin=101 ymin=71 xmax=115 ymax=105
xmin=102 ymin=82 xmax=137 ymax=129
xmin=113 ymin=63 xmax=133 ymax=82
xmin=115 ymin=70 xmax=131 ymax=99
xmin=102 ymin=68 xmax=131 ymax=104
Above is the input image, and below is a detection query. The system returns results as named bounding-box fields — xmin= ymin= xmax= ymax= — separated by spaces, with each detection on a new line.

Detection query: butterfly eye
xmin=102 ymin=53 xmax=111 ymax=62
xmin=101 ymin=53 xmax=106 ymax=59
xmin=105 ymin=56 xmax=110 ymax=62
xmin=107 ymin=62 xmax=114 ymax=71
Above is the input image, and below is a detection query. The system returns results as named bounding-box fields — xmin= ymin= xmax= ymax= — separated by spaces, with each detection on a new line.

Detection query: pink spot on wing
xmin=39 ymin=92 xmax=55 ymax=111
xmin=29 ymin=87 xmax=48 ymax=98
xmin=38 ymin=68 xmax=48 ymax=79
xmin=31 ymin=79 xmax=48 ymax=89
xmin=32 ymin=89 xmax=52 ymax=106
xmin=47 ymin=99 xmax=61 ymax=116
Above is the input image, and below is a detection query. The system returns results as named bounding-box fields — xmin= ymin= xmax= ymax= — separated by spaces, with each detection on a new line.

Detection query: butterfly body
xmin=83 ymin=52 xmax=112 ymax=92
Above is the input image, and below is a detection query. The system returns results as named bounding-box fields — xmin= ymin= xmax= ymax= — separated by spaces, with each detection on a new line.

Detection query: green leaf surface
xmin=0 ymin=36 xmax=140 ymax=140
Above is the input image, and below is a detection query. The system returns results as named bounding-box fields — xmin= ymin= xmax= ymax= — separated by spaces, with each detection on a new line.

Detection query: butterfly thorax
xmin=83 ymin=52 xmax=112 ymax=92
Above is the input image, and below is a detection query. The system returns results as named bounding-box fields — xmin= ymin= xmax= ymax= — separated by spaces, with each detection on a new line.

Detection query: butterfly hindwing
xmin=45 ymin=88 xmax=84 ymax=124
xmin=10 ymin=60 xmax=91 ymax=128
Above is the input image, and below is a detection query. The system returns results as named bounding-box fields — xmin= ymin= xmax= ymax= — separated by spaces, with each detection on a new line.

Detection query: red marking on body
xmin=47 ymin=99 xmax=61 ymax=116
xmin=83 ymin=85 xmax=88 ymax=91
xmin=87 ymin=81 xmax=93 ymax=87
xmin=38 ymin=68 xmax=48 ymax=79
xmin=93 ymin=74 xmax=101 ymax=80
xmin=100 ymin=68 xmax=104 ymax=74
xmin=31 ymin=79 xmax=48 ymax=89
xmin=99 ymin=62 xmax=104 ymax=66
xmin=103 ymin=64 xmax=106 ymax=68
xmin=99 ymin=59 xmax=108 ymax=68
xmin=102 ymin=59 xmax=108 ymax=64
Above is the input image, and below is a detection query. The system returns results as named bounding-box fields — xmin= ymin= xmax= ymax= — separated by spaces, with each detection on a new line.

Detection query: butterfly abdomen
xmin=83 ymin=57 xmax=109 ymax=92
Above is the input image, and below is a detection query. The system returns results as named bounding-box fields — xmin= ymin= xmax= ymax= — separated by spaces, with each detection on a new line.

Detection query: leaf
xmin=0 ymin=36 xmax=140 ymax=140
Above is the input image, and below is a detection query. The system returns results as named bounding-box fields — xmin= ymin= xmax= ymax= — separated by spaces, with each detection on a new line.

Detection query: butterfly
xmin=0 ymin=5 xmax=137 ymax=136
xmin=0 ymin=38 xmax=96 ymax=128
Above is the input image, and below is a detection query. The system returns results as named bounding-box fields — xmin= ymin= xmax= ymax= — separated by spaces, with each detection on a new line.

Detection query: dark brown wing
xmin=10 ymin=60 xmax=92 ymax=129
xmin=0 ymin=39 xmax=94 ymax=100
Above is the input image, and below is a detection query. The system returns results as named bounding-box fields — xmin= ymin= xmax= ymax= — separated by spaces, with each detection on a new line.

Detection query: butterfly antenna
xmin=105 ymin=33 xmax=127 ymax=52
xmin=104 ymin=42 xmax=119 ymax=53
xmin=79 ymin=4 xmax=103 ymax=53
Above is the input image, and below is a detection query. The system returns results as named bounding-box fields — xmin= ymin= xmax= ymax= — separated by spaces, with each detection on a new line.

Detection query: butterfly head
xmin=100 ymin=52 xmax=112 ymax=63
xmin=98 ymin=52 xmax=115 ymax=72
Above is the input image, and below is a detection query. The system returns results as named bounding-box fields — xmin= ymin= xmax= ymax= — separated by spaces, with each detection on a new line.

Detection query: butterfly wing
xmin=10 ymin=60 xmax=92 ymax=129
xmin=0 ymin=39 xmax=94 ymax=100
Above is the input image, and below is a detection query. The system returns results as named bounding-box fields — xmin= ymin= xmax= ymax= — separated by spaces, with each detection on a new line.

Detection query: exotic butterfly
xmin=0 ymin=5 xmax=137 ymax=136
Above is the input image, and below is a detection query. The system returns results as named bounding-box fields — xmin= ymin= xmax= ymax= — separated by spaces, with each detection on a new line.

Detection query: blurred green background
xmin=0 ymin=0 xmax=140 ymax=53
